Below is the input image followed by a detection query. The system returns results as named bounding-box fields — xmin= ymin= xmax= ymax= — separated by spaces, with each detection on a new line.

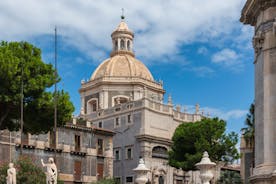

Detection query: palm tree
xmin=241 ymin=103 xmax=255 ymax=168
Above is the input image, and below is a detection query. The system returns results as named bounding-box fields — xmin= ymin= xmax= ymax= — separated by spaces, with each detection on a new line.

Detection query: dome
xmin=90 ymin=54 xmax=154 ymax=81
xmin=114 ymin=21 xmax=130 ymax=32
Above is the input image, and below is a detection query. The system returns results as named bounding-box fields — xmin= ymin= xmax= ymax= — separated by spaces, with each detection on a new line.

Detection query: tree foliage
xmin=168 ymin=118 xmax=239 ymax=170
xmin=0 ymin=41 xmax=74 ymax=134
xmin=91 ymin=178 xmax=117 ymax=184
xmin=217 ymin=170 xmax=242 ymax=184
xmin=0 ymin=156 xmax=46 ymax=184
xmin=241 ymin=103 xmax=254 ymax=148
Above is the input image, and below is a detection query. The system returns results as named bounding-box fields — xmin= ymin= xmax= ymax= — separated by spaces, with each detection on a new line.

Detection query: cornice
xmin=240 ymin=0 xmax=276 ymax=25
xmin=135 ymin=134 xmax=173 ymax=146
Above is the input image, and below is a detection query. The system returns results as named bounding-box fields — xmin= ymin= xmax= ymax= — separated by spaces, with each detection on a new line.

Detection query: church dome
xmin=90 ymin=16 xmax=154 ymax=81
xmin=90 ymin=54 xmax=154 ymax=81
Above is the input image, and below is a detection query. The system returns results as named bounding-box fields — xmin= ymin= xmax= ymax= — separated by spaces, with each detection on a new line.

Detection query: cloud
xmin=190 ymin=66 xmax=215 ymax=77
xmin=202 ymin=107 xmax=247 ymax=121
xmin=197 ymin=47 xmax=209 ymax=55
xmin=0 ymin=0 xmax=248 ymax=64
xmin=211 ymin=48 xmax=244 ymax=71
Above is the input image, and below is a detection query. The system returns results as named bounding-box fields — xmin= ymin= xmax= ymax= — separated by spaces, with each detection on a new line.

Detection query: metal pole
xmin=20 ymin=62 xmax=24 ymax=155
xmin=9 ymin=131 xmax=11 ymax=162
xmin=54 ymin=26 xmax=58 ymax=161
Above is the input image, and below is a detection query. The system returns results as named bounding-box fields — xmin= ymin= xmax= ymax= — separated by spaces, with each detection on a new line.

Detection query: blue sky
xmin=0 ymin=0 xmax=254 ymax=136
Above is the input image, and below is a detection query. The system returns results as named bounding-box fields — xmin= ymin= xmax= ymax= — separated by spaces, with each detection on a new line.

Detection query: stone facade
xmin=240 ymin=0 xmax=276 ymax=183
xmin=79 ymin=17 xmax=205 ymax=184
xmin=0 ymin=123 xmax=114 ymax=184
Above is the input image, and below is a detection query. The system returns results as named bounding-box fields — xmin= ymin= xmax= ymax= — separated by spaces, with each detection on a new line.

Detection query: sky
xmin=0 ymin=0 xmax=254 ymax=137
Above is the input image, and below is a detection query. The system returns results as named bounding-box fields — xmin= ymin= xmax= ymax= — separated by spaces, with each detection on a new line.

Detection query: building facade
xmin=79 ymin=17 xmax=204 ymax=184
xmin=240 ymin=0 xmax=276 ymax=183
xmin=0 ymin=121 xmax=114 ymax=184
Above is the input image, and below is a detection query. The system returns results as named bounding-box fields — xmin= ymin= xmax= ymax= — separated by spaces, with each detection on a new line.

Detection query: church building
xmin=79 ymin=16 xmax=203 ymax=184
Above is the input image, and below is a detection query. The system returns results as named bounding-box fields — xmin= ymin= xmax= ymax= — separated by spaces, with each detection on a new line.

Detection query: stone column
xmin=240 ymin=1 xmax=276 ymax=183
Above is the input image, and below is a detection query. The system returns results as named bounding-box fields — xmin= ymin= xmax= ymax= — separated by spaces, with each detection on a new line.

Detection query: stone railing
xmin=85 ymin=98 xmax=203 ymax=123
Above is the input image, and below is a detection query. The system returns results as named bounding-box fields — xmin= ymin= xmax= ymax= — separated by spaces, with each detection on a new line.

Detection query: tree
xmin=0 ymin=156 xmax=46 ymax=184
xmin=241 ymin=103 xmax=254 ymax=148
xmin=91 ymin=178 xmax=117 ymax=184
xmin=217 ymin=170 xmax=242 ymax=184
xmin=168 ymin=118 xmax=239 ymax=171
xmin=0 ymin=41 xmax=74 ymax=134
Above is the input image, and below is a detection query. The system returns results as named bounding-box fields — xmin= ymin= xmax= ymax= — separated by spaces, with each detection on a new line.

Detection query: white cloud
xmin=211 ymin=48 xmax=244 ymax=71
xmin=0 ymin=0 xmax=247 ymax=63
xmin=190 ymin=66 xmax=215 ymax=77
xmin=197 ymin=47 xmax=209 ymax=55
xmin=202 ymin=107 xmax=247 ymax=121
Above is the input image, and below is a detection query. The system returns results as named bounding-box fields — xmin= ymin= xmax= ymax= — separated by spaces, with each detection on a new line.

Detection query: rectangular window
xmin=125 ymin=146 xmax=133 ymax=160
xmin=75 ymin=134 xmax=81 ymax=152
xmin=97 ymin=139 xmax=103 ymax=155
xmin=126 ymin=176 xmax=133 ymax=183
xmin=127 ymin=114 xmax=132 ymax=123
xmin=98 ymin=121 xmax=102 ymax=128
xmin=114 ymin=117 xmax=120 ymax=128
xmin=113 ymin=148 xmax=121 ymax=161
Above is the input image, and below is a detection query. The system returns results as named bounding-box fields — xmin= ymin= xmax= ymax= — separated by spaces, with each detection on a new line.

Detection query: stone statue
xmin=6 ymin=163 xmax=16 ymax=184
xmin=41 ymin=157 xmax=57 ymax=184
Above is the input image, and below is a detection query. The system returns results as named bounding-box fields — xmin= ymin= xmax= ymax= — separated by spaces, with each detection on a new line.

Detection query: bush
xmin=0 ymin=156 xmax=46 ymax=184
xmin=91 ymin=178 xmax=117 ymax=184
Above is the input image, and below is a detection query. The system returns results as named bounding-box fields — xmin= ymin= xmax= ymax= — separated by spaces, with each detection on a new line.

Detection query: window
xmin=114 ymin=117 xmax=120 ymax=128
xmin=125 ymin=146 xmax=133 ymax=160
xmin=126 ymin=176 xmax=133 ymax=183
xmin=98 ymin=122 xmax=102 ymax=128
xmin=127 ymin=40 xmax=131 ymax=51
xmin=75 ymin=135 xmax=81 ymax=152
xmin=127 ymin=114 xmax=132 ymax=124
xmin=152 ymin=146 xmax=168 ymax=159
xmin=120 ymin=39 xmax=125 ymax=50
xmin=113 ymin=96 xmax=129 ymax=106
xmin=97 ymin=139 xmax=103 ymax=155
xmin=87 ymin=98 xmax=98 ymax=114
xmin=115 ymin=40 xmax=118 ymax=51
xmin=113 ymin=148 xmax=121 ymax=161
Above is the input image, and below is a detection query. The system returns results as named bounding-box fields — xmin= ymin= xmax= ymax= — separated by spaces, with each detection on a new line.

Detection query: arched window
xmin=127 ymin=40 xmax=131 ymax=51
xmin=152 ymin=146 xmax=168 ymax=159
xmin=120 ymin=39 xmax=125 ymax=50
xmin=158 ymin=176 xmax=164 ymax=184
xmin=114 ymin=40 xmax=118 ymax=51
xmin=112 ymin=95 xmax=129 ymax=106
xmin=87 ymin=98 xmax=98 ymax=114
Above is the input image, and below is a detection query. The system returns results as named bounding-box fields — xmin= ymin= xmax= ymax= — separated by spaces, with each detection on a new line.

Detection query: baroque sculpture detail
xmin=41 ymin=158 xmax=57 ymax=184
xmin=6 ymin=163 xmax=16 ymax=184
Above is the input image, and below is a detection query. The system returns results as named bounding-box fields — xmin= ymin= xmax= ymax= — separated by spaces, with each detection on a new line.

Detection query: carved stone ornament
xmin=41 ymin=158 xmax=57 ymax=184
xmin=253 ymin=31 xmax=265 ymax=55
xmin=6 ymin=163 xmax=16 ymax=184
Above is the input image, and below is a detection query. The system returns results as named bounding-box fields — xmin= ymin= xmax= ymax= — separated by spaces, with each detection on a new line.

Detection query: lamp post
xmin=133 ymin=158 xmax=150 ymax=184
xmin=195 ymin=151 xmax=216 ymax=184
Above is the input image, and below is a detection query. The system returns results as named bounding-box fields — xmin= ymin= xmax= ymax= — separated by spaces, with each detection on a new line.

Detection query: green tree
xmin=0 ymin=41 xmax=74 ymax=134
xmin=0 ymin=156 xmax=46 ymax=184
xmin=91 ymin=178 xmax=117 ymax=184
xmin=241 ymin=103 xmax=254 ymax=148
xmin=168 ymin=118 xmax=239 ymax=171
xmin=217 ymin=170 xmax=242 ymax=184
